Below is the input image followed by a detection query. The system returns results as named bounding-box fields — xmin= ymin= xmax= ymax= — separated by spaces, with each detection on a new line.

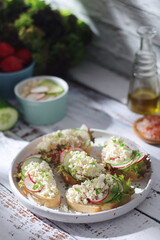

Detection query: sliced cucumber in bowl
xmin=39 ymin=79 xmax=64 ymax=94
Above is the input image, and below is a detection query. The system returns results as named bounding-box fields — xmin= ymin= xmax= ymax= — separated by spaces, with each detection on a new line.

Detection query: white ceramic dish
xmin=9 ymin=129 xmax=152 ymax=223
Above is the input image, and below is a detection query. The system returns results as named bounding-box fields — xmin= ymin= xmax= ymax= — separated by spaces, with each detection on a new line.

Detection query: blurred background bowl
xmin=14 ymin=75 xmax=69 ymax=125
xmin=0 ymin=61 xmax=35 ymax=99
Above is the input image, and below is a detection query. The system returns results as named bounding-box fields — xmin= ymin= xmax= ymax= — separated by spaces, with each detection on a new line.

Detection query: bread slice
xmin=66 ymin=195 xmax=131 ymax=213
xmin=23 ymin=187 xmax=61 ymax=208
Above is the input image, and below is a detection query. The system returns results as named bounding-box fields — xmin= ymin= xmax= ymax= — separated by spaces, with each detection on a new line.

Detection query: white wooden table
xmin=0 ymin=67 xmax=160 ymax=240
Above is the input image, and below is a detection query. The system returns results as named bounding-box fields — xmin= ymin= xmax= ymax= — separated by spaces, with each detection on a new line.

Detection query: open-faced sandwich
xmin=101 ymin=136 xmax=150 ymax=181
xmin=66 ymin=173 xmax=134 ymax=213
xmin=15 ymin=155 xmax=61 ymax=208
xmin=59 ymin=147 xmax=106 ymax=185
xmin=36 ymin=125 xmax=93 ymax=167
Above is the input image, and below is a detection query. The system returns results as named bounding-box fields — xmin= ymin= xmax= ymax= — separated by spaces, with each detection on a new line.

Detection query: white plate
xmin=9 ymin=129 xmax=152 ymax=223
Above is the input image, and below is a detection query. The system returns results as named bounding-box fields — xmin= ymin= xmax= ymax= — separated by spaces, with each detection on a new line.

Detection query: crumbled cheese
xmin=36 ymin=129 xmax=87 ymax=152
xmin=66 ymin=150 xmax=105 ymax=180
xmin=66 ymin=174 xmax=114 ymax=204
xmin=24 ymin=161 xmax=58 ymax=198
xmin=102 ymin=136 xmax=133 ymax=164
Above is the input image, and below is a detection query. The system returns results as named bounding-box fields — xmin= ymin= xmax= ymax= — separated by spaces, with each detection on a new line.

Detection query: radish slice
xmin=68 ymin=147 xmax=85 ymax=152
xmin=36 ymin=94 xmax=46 ymax=101
xmin=28 ymin=174 xmax=36 ymax=184
xmin=60 ymin=150 xmax=68 ymax=163
xmin=113 ymin=159 xmax=134 ymax=169
xmin=30 ymin=86 xmax=49 ymax=93
xmin=24 ymin=174 xmax=42 ymax=192
xmin=26 ymin=93 xmax=45 ymax=101
xmin=80 ymin=124 xmax=89 ymax=132
xmin=89 ymin=189 xmax=110 ymax=203
xmin=134 ymin=154 xmax=146 ymax=165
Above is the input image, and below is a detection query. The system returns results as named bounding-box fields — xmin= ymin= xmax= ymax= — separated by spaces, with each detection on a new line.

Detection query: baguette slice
xmin=23 ymin=187 xmax=61 ymax=208
xmin=66 ymin=195 xmax=131 ymax=213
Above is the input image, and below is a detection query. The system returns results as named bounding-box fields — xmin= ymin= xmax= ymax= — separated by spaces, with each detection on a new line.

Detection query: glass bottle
xmin=127 ymin=26 xmax=160 ymax=115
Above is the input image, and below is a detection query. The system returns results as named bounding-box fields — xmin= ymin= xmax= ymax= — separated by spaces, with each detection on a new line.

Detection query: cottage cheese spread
xmin=102 ymin=136 xmax=133 ymax=164
xmin=66 ymin=150 xmax=105 ymax=180
xmin=24 ymin=161 xmax=58 ymax=198
xmin=66 ymin=174 xmax=114 ymax=204
xmin=37 ymin=129 xmax=87 ymax=152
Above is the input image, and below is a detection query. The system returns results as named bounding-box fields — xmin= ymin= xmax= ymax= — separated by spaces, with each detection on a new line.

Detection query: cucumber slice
xmin=101 ymin=180 xmax=119 ymax=204
xmin=21 ymin=157 xmax=43 ymax=179
xmin=72 ymin=129 xmax=91 ymax=149
xmin=0 ymin=97 xmax=18 ymax=131
xmin=39 ymin=80 xmax=64 ymax=94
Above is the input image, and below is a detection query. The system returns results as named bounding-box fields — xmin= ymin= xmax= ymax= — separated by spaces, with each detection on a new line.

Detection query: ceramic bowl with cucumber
xmin=14 ymin=76 xmax=69 ymax=125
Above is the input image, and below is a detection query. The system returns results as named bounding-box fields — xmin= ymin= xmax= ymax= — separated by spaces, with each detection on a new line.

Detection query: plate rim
xmin=9 ymin=128 xmax=152 ymax=223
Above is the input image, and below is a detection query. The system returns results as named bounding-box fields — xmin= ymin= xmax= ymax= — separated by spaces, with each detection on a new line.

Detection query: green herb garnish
xmin=119 ymin=140 xmax=124 ymax=147
xmin=72 ymin=167 xmax=77 ymax=174
xmin=57 ymin=132 xmax=62 ymax=138
xmin=89 ymin=162 xmax=96 ymax=165
xmin=32 ymin=184 xmax=39 ymax=190
xmin=75 ymin=188 xmax=80 ymax=192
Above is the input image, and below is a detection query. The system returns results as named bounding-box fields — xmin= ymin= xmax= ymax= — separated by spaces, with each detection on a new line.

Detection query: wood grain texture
xmin=0 ymin=184 xmax=75 ymax=240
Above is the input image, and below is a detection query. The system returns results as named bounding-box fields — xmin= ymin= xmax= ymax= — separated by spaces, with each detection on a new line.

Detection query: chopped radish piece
xmin=24 ymin=174 xmax=42 ymax=192
xmin=26 ymin=93 xmax=45 ymax=101
xmin=89 ymin=189 xmax=110 ymax=203
xmin=30 ymin=86 xmax=49 ymax=93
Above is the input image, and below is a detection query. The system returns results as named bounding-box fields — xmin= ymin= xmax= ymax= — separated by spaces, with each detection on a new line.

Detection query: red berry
xmin=0 ymin=42 xmax=15 ymax=58
xmin=16 ymin=48 xmax=31 ymax=65
xmin=0 ymin=56 xmax=23 ymax=73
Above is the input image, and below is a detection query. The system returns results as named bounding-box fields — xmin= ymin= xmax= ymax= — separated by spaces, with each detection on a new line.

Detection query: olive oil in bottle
xmin=127 ymin=26 xmax=160 ymax=115
xmin=128 ymin=87 xmax=159 ymax=115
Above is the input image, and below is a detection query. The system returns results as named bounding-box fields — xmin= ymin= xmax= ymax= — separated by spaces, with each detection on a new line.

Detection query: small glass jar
xmin=127 ymin=26 xmax=160 ymax=115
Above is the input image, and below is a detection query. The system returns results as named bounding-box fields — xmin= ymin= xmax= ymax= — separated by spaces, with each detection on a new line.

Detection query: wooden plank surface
xmin=1 ymin=79 xmax=160 ymax=239
xmin=0 ymin=184 xmax=75 ymax=240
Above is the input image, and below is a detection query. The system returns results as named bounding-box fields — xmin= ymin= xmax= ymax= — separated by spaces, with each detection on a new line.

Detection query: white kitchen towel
xmin=0 ymin=132 xmax=28 ymax=189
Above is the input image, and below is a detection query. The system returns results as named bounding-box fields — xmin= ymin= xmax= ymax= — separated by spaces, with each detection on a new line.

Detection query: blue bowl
xmin=14 ymin=76 xmax=69 ymax=125
xmin=0 ymin=61 xmax=35 ymax=99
